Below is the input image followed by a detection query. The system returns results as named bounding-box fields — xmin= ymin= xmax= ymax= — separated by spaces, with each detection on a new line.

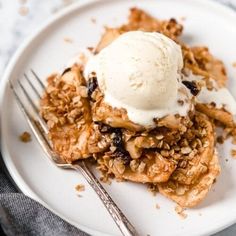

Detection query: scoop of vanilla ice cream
xmin=85 ymin=31 xmax=189 ymax=126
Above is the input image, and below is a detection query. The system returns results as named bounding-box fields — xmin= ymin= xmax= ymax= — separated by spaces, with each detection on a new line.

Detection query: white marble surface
xmin=0 ymin=0 xmax=76 ymax=77
xmin=1 ymin=0 xmax=236 ymax=235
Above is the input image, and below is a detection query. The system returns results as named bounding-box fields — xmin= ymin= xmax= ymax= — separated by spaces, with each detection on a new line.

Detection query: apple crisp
xmin=40 ymin=8 xmax=236 ymax=208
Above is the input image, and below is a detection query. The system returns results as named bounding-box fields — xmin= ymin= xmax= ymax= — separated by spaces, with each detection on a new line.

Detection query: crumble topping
xmin=39 ymin=7 xmax=236 ymax=208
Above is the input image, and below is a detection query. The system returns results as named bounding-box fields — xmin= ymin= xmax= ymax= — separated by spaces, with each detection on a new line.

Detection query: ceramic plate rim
xmin=1 ymin=0 xmax=236 ymax=235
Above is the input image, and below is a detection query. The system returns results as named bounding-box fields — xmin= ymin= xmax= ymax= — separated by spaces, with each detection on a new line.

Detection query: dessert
xmin=85 ymin=31 xmax=191 ymax=127
xmin=40 ymin=8 xmax=236 ymax=208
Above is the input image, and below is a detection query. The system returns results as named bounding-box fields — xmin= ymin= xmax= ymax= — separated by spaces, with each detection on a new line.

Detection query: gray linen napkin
xmin=0 ymin=159 xmax=89 ymax=236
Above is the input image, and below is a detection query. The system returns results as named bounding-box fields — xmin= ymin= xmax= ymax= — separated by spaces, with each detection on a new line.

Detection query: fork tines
xmin=9 ymin=69 xmax=48 ymax=136
xmin=10 ymin=70 xmax=69 ymax=165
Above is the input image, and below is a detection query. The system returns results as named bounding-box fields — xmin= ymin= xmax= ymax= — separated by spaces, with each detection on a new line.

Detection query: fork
xmin=9 ymin=70 xmax=139 ymax=236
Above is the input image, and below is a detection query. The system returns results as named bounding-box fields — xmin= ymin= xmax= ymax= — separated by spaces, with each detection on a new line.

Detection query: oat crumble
xmin=38 ymin=7 xmax=236 ymax=209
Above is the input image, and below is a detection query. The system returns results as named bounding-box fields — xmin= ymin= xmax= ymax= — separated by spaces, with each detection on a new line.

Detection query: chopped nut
xmin=130 ymin=160 xmax=139 ymax=172
xmin=97 ymin=139 xmax=108 ymax=149
xmin=175 ymin=186 xmax=187 ymax=195
xmin=110 ymin=146 xmax=117 ymax=152
xmin=137 ymin=161 xmax=146 ymax=173
xmin=113 ymin=159 xmax=126 ymax=174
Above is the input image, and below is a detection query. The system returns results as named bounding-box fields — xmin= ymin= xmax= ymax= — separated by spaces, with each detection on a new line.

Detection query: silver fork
xmin=9 ymin=70 xmax=139 ymax=236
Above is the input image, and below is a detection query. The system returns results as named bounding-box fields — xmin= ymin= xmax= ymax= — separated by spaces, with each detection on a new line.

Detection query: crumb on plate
xmin=64 ymin=37 xmax=73 ymax=43
xmin=19 ymin=131 xmax=31 ymax=143
xmin=179 ymin=16 xmax=186 ymax=21
xmin=75 ymin=184 xmax=85 ymax=192
xmin=175 ymin=205 xmax=187 ymax=219
xmin=216 ymin=135 xmax=224 ymax=144
xmin=87 ymin=47 xmax=94 ymax=52
xmin=18 ymin=6 xmax=29 ymax=16
xmin=91 ymin=17 xmax=96 ymax=24
xmin=147 ymin=184 xmax=158 ymax=196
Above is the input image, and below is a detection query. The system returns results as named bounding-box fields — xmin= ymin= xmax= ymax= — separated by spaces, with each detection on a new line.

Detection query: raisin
xmin=112 ymin=129 xmax=123 ymax=148
xmin=111 ymin=150 xmax=131 ymax=165
xmin=111 ymin=129 xmax=131 ymax=164
xmin=87 ymin=76 xmax=98 ymax=98
xmin=96 ymin=122 xmax=131 ymax=164
xmin=182 ymin=80 xmax=199 ymax=96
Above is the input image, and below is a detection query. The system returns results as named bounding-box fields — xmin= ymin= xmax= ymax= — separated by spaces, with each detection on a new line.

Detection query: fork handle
xmin=72 ymin=161 xmax=139 ymax=236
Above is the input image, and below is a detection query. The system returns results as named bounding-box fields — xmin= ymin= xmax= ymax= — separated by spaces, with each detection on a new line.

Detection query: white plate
xmin=1 ymin=0 xmax=236 ymax=235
